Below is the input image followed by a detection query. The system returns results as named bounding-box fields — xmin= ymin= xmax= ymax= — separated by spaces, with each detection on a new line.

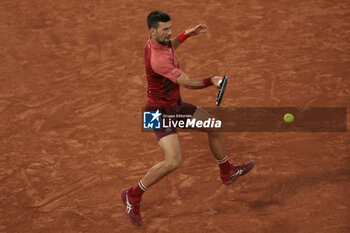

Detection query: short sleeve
xmin=151 ymin=52 xmax=184 ymax=83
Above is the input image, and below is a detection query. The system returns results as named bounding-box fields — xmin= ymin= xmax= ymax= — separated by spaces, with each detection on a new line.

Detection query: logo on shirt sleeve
xmin=143 ymin=110 xmax=161 ymax=129
xmin=171 ymin=68 xmax=178 ymax=74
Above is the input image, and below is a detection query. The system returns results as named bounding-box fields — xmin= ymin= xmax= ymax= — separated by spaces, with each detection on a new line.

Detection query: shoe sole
xmin=223 ymin=161 xmax=255 ymax=185
xmin=120 ymin=189 xmax=142 ymax=226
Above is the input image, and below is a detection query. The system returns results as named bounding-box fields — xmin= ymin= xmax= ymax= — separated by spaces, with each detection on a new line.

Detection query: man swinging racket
xmin=121 ymin=10 xmax=255 ymax=226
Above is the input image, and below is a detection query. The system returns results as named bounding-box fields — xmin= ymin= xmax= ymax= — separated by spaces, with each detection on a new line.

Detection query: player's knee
xmin=164 ymin=162 xmax=177 ymax=172
xmin=165 ymin=155 xmax=181 ymax=171
xmin=173 ymin=157 xmax=182 ymax=169
xmin=169 ymin=159 xmax=181 ymax=171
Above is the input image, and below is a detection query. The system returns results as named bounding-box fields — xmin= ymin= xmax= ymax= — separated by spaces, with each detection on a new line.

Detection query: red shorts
xmin=145 ymin=100 xmax=197 ymax=141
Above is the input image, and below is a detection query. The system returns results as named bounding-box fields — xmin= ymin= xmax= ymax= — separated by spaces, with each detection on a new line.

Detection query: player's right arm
xmin=150 ymin=49 xmax=222 ymax=90
xmin=176 ymin=73 xmax=223 ymax=89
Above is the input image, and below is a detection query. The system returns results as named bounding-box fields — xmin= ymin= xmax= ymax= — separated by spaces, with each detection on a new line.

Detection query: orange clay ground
xmin=1 ymin=0 xmax=349 ymax=232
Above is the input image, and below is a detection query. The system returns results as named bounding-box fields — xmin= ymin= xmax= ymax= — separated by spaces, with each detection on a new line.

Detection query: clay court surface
xmin=1 ymin=0 xmax=350 ymax=232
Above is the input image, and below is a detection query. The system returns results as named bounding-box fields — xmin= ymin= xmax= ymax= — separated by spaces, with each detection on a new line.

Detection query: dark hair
xmin=147 ymin=10 xmax=171 ymax=29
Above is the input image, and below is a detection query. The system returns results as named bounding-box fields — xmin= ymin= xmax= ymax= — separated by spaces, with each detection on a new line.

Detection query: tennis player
xmin=121 ymin=10 xmax=255 ymax=225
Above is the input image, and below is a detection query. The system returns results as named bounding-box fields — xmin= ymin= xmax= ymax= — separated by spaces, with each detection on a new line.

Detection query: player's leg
xmin=141 ymin=133 xmax=182 ymax=188
xmin=121 ymin=133 xmax=181 ymax=225
xmin=191 ymin=106 xmax=255 ymax=185
xmin=192 ymin=107 xmax=227 ymax=160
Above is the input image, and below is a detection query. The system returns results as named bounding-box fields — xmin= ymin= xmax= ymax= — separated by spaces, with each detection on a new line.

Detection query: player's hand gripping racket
xmin=216 ymin=75 xmax=228 ymax=106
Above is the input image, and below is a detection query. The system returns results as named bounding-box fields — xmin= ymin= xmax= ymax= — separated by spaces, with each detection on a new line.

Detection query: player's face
xmin=154 ymin=21 xmax=172 ymax=45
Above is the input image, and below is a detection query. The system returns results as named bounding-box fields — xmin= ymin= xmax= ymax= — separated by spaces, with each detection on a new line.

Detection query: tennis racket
xmin=216 ymin=75 xmax=228 ymax=106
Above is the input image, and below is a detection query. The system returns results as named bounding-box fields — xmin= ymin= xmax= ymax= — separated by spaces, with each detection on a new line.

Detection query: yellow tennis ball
xmin=283 ymin=113 xmax=294 ymax=123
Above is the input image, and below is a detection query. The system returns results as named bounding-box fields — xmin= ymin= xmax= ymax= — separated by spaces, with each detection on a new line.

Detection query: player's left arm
xmin=171 ymin=24 xmax=207 ymax=50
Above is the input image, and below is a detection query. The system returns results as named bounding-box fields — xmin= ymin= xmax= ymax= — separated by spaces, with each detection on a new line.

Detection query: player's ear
xmin=150 ymin=28 xmax=156 ymax=37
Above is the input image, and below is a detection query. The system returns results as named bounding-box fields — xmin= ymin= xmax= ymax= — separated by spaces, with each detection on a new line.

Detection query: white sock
xmin=216 ymin=156 xmax=228 ymax=164
xmin=139 ymin=180 xmax=147 ymax=191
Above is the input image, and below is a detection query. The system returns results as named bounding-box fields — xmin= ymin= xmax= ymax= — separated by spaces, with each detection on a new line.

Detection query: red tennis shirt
xmin=144 ymin=39 xmax=184 ymax=107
